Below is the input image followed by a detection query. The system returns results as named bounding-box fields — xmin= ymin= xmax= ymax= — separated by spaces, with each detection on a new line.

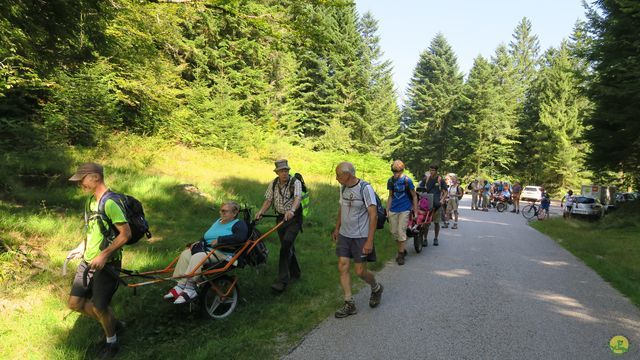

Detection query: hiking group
xmin=64 ymin=158 xmax=462 ymax=358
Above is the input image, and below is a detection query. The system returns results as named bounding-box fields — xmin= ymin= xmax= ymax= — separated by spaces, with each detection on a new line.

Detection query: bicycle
xmin=521 ymin=201 xmax=548 ymax=220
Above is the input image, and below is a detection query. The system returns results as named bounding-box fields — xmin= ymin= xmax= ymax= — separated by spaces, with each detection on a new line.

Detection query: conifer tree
xmin=585 ymin=0 xmax=640 ymax=188
xmin=509 ymin=17 xmax=541 ymax=182
xmin=401 ymin=33 xmax=463 ymax=173
xmin=358 ymin=12 xmax=401 ymax=157
xmin=457 ymin=55 xmax=518 ymax=179
xmin=526 ymin=42 xmax=591 ymax=193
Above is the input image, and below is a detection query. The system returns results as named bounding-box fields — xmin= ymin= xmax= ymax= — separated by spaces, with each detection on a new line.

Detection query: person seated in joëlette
xmin=164 ymin=200 xmax=248 ymax=304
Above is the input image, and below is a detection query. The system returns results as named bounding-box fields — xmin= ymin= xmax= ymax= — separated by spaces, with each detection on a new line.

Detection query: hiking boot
xmin=422 ymin=238 xmax=428 ymax=247
xmin=396 ymin=252 xmax=405 ymax=266
xmin=433 ymin=238 xmax=439 ymax=246
xmin=452 ymin=223 xmax=458 ymax=229
xmin=510 ymin=209 xmax=516 ymax=213
xmin=270 ymin=282 xmax=286 ymax=293
xmin=369 ymin=283 xmax=383 ymax=308
xmin=98 ymin=342 xmax=119 ymax=359
xmin=441 ymin=223 xmax=448 ymax=228
xmin=335 ymin=300 xmax=357 ymax=318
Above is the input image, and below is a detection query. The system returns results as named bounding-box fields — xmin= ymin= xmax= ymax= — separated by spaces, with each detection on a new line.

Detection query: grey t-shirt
xmin=339 ymin=180 xmax=377 ymax=238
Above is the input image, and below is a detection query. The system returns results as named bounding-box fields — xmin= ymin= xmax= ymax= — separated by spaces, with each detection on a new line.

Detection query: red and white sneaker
xmin=163 ymin=285 xmax=184 ymax=300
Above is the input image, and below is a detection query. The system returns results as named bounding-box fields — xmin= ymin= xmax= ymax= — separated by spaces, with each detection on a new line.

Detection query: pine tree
xmin=584 ymin=0 xmax=640 ymax=188
xmin=526 ymin=42 xmax=591 ymax=194
xmin=358 ymin=11 xmax=400 ymax=157
xmin=457 ymin=55 xmax=519 ymax=179
xmin=509 ymin=17 xmax=541 ymax=183
xmin=401 ymin=33 xmax=463 ymax=174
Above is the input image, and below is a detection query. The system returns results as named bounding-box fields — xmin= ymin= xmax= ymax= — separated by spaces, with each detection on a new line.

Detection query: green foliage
xmin=399 ymin=33 xmax=464 ymax=174
xmin=0 ymin=135 xmax=397 ymax=359
xmin=0 ymin=1 xmax=399 ymax=156
xmin=455 ymin=54 xmax=519 ymax=179
xmin=584 ymin=0 xmax=640 ymax=189
xmin=525 ymin=42 xmax=592 ymax=193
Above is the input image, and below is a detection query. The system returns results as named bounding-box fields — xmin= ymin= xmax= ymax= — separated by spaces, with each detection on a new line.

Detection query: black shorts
xmin=70 ymin=261 xmax=121 ymax=311
xmin=336 ymin=235 xmax=377 ymax=263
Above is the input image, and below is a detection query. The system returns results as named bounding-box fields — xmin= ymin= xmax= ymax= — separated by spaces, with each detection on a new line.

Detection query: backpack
xmin=244 ymin=227 xmax=268 ymax=266
xmin=390 ymin=175 xmax=414 ymax=200
xmin=467 ymin=183 xmax=473 ymax=191
xmin=341 ymin=180 xmax=386 ymax=230
xmin=238 ymin=207 xmax=268 ymax=267
xmin=271 ymin=172 xmax=310 ymax=218
xmin=86 ymin=191 xmax=152 ymax=248
xmin=457 ymin=186 xmax=464 ymax=200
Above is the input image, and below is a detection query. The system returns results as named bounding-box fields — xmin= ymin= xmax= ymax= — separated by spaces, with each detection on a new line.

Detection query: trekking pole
xmin=62 ymin=256 xmax=74 ymax=276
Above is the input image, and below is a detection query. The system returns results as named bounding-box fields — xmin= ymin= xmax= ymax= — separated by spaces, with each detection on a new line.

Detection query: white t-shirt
xmin=339 ymin=180 xmax=376 ymax=238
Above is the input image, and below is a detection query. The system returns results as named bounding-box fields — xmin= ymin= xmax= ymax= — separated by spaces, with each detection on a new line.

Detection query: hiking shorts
xmin=336 ymin=234 xmax=376 ymax=263
xmin=70 ymin=261 xmax=121 ymax=312
xmin=430 ymin=206 xmax=442 ymax=224
xmin=388 ymin=210 xmax=410 ymax=242
xmin=446 ymin=198 xmax=459 ymax=213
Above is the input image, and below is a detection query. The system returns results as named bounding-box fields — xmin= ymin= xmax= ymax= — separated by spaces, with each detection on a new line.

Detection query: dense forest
xmin=1 ymin=0 xmax=638 ymax=194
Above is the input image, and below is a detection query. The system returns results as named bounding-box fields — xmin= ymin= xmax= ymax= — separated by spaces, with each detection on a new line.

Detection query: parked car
xmin=570 ymin=196 xmax=604 ymax=219
xmin=520 ymin=186 xmax=543 ymax=202
xmin=615 ymin=192 xmax=637 ymax=203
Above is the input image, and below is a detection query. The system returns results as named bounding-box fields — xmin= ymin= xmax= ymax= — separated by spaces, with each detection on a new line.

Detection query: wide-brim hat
xmin=273 ymin=159 xmax=290 ymax=172
xmin=69 ymin=162 xmax=103 ymax=181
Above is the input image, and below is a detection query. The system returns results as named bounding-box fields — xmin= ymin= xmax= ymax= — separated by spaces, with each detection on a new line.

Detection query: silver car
xmin=570 ymin=196 xmax=604 ymax=219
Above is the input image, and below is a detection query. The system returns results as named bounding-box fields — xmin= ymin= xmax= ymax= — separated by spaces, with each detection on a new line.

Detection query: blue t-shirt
xmin=203 ymin=219 xmax=239 ymax=246
xmin=387 ymin=175 xmax=415 ymax=212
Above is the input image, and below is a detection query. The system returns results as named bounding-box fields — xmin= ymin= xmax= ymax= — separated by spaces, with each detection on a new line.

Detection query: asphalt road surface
xmin=284 ymin=196 xmax=640 ymax=359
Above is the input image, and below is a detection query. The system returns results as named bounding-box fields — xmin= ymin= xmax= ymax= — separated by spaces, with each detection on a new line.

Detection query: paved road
xmin=285 ymin=196 xmax=640 ymax=359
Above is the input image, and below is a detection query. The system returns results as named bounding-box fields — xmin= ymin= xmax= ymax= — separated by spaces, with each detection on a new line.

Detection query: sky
xmin=354 ymin=0 xmax=587 ymax=100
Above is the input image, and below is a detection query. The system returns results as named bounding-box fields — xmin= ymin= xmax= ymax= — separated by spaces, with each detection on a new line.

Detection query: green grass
xmin=0 ymin=134 xmax=403 ymax=359
xmin=531 ymin=208 xmax=640 ymax=308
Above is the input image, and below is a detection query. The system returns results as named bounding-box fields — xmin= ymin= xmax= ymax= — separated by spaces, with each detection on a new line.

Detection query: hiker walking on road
xmin=419 ymin=164 xmax=447 ymax=246
xmin=445 ymin=175 xmax=463 ymax=229
xmin=332 ymin=162 xmax=383 ymax=318
xmin=481 ymin=180 xmax=490 ymax=212
xmin=511 ymin=181 xmax=522 ymax=213
xmin=470 ymin=179 xmax=480 ymax=210
xmin=386 ymin=160 xmax=418 ymax=266
xmin=255 ymin=159 xmax=302 ymax=293
xmin=66 ymin=163 xmax=130 ymax=358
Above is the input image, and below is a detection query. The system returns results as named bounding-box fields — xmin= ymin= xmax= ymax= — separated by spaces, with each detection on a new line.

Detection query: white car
xmin=520 ymin=186 xmax=543 ymax=202
xmin=570 ymin=196 xmax=604 ymax=219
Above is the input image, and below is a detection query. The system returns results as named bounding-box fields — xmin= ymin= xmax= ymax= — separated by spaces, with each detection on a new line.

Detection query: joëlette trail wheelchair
xmin=406 ymin=187 xmax=434 ymax=253
xmin=109 ymin=209 xmax=282 ymax=319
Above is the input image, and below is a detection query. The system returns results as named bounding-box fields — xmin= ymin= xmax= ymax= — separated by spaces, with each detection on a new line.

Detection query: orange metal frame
xmin=120 ymin=221 xmax=284 ymax=289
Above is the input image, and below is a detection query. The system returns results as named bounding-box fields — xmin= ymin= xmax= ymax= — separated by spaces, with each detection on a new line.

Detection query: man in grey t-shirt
xmin=331 ymin=162 xmax=383 ymax=318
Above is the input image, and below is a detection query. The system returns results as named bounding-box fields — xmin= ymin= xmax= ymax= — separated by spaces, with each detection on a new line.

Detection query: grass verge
xmin=531 ymin=207 xmax=640 ymax=308
xmin=0 ymin=134 xmax=408 ymax=359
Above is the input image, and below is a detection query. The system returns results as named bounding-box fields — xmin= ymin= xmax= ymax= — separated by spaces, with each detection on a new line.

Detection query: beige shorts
xmin=446 ymin=198 xmax=459 ymax=214
xmin=389 ymin=210 xmax=410 ymax=242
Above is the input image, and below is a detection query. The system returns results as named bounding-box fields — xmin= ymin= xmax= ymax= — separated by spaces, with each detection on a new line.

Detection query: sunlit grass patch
xmin=532 ymin=217 xmax=640 ymax=308
xmin=1 ymin=134 xmax=398 ymax=359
